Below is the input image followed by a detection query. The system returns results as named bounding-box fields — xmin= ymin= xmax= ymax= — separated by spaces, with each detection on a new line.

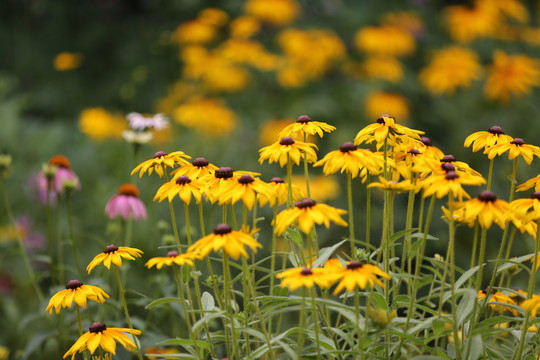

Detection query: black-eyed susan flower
xmin=332 ymin=260 xmax=391 ymax=295
xmin=105 ymin=184 xmax=147 ymax=221
xmin=521 ymin=294 xmax=540 ymax=318
xmin=274 ymin=198 xmax=347 ymax=235
xmin=354 ymin=115 xmax=424 ymax=150
xmin=63 ymin=322 xmax=141 ymax=359
xmin=511 ymin=192 xmax=540 ymax=223
xmin=188 ymin=224 xmax=262 ymax=260
xmin=477 ymin=288 xmax=517 ymax=315
xmin=46 ymin=280 xmax=109 ymax=314
xmin=276 ymin=267 xmax=334 ymax=291
xmin=419 ymin=136 xmax=445 ymax=160
xmin=450 ymin=191 xmax=510 ymax=229
xmin=420 ymin=170 xmax=485 ymax=200
xmin=86 ymin=245 xmax=143 ymax=274
xmin=199 ymin=167 xmax=260 ymax=204
xmin=131 ymin=151 xmax=191 ymax=178
xmin=487 ymin=138 xmax=540 ymax=165
xmin=170 ymin=157 xmax=218 ymax=179
xmin=313 ymin=142 xmax=381 ymax=180
xmin=517 ymin=174 xmax=540 ymax=192
xmin=464 ymin=126 xmax=513 ymax=153
xmin=258 ymin=177 xmax=305 ymax=207
xmin=368 ymin=176 xmax=416 ymax=193
xmin=153 ymin=175 xmax=204 ymax=204
xmin=216 ymin=174 xmax=276 ymax=210
xmin=258 ymin=136 xmax=318 ymax=167
xmin=277 ymin=115 xmax=336 ymax=139
xmin=145 ymin=251 xmax=195 ymax=269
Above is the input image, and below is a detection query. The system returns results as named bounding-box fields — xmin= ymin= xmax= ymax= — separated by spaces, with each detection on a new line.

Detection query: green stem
xmin=303 ymin=133 xmax=311 ymax=199
xmin=76 ymin=305 xmax=88 ymax=360
xmin=65 ymin=195 xmax=84 ymax=280
xmin=347 ymin=173 xmax=355 ymax=258
xmin=366 ymin=177 xmax=371 ymax=250
xmin=223 ymin=253 xmax=239 ymax=359
xmin=287 ymin=154 xmax=293 ymax=207
xmin=310 ymin=287 xmax=321 ymax=360
xmin=486 ymin=158 xmax=494 ymax=191
xmin=46 ymin=182 xmax=56 ymax=286
xmin=469 ymin=223 xmax=479 ymax=287
xmin=297 ymin=288 xmax=306 ymax=360
xmin=56 ymin=203 xmax=64 ymax=286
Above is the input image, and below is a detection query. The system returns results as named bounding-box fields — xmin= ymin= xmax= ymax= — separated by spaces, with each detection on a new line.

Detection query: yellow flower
xmin=258 ymin=118 xmax=296 ymax=146
xmin=362 ymin=56 xmax=404 ymax=83
xmin=54 ymin=52 xmax=82 ymax=71
xmin=354 ymin=25 xmax=415 ymax=57
xmin=381 ymin=11 xmax=424 ymax=37
xmin=510 ymin=192 xmax=540 ymax=223
xmin=46 ymin=280 xmax=109 ymax=314
xmin=0 ymin=346 xmax=8 ymax=360
xmin=517 ymin=174 xmax=540 ymax=192
xmin=477 ymin=289 xmax=517 ymax=315
xmin=444 ymin=2 xmax=500 ymax=43
xmin=153 ymin=175 xmax=205 ymax=204
xmin=365 ymin=91 xmax=409 ymax=121
xmin=291 ymin=175 xmax=341 ymax=202
xmin=86 ymin=245 xmax=143 ymax=274
xmin=464 ymin=126 xmax=513 ymax=153
xmin=216 ymin=174 xmax=276 ymax=210
xmin=354 ymin=115 xmax=424 ymax=150
xmin=332 ymin=260 xmax=391 ymax=295
xmin=145 ymin=250 xmax=195 ymax=269
xmin=172 ymin=20 xmax=217 ymax=45
xmin=450 ymin=191 xmax=510 ymax=229
xmin=314 ymin=142 xmax=382 ymax=179
xmin=419 ymin=46 xmax=482 ymax=95
xmin=173 ymin=98 xmax=237 ymax=136
xmin=421 ymin=170 xmax=486 ymax=200
xmin=258 ymin=177 xmax=305 ymax=207
xmin=368 ymin=176 xmax=416 ymax=193
xmin=170 ymin=157 xmax=219 ymax=179
xmin=277 ymin=115 xmax=336 ymax=139
xmin=487 ymin=138 xmax=540 ymax=165
xmin=218 ymin=39 xmax=280 ymax=71
xmin=274 ymin=198 xmax=347 ymax=235
xmin=79 ymin=108 xmax=127 ymax=141
xmin=418 ymin=137 xmax=445 ymax=160
xmin=276 ymin=267 xmax=335 ymax=290
xmin=198 ymin=8 xmax=229 ymax=27
xmin=145 ymin=347 xmax=180 ymax=359
xmin=199 ymin=167 xmax=260 ymax=204
xmin=244 ymin=0 xmax=300 ymax=26
xmin=521 ymin=294 xmax=540 ymax=318
xmin=484 ymin=51 xmax=540 ymax=103
xmin=131 ymin=151 xmax=191 ymax=178
xmin=188 ymin=224 xmax=262 ymax=260
xmin=230 ymin=16 xmax=261 ymax=38
xmin=63 ymin=322 xmax=141 ymax=359
xmin=258 ymin=136 xmax=318 ymax=167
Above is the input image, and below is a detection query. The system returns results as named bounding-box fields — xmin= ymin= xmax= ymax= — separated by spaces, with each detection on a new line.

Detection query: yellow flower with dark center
xmin=362 ymin=56 xmax=404 ymax=83
xmin=444 ymin=3 xmax=499 ymax=43
xmin=517 ymin=174 xmax=540 ymax=192
xmin=419 ymin=46 xmax=482 ymax=95
xmin=477 ymin=288 xmax=517 ymax=315
xmin=418 ymin=137 xmax=445 ymax=160
xmin=258 ymin=136 xmax=318 ymax=167
xmin=145 ymin=251 xmax=195 ymax=269
xmin=54 ymin=52 xmax=83 ymax=71
xmin=46 ymin=280 xmax=109 ymax=314
xmin=274 ymin=198 xmax=347 ymax=235
xmin=154 ymin=175 xmax=204 ymax=204
xmin=188 ymin=224 xmax=262 ymax=260
xmin=510 ymin=192 xmax=540 ymax=223
xmin=354 ymin=115 xmax=424 ymax=150
xmin=244 ymin=0 xmax=300 ymax=26
xmin=86 ymin=245 xmax=143 ymax=274
xmin=314 ymin=142 xmax=381 ymax=179
xmin=332 ymin=260 xmax=391 ymax=295
xmin=170 ymin=157 xmax=218 ymax=180
xmin=509 ymin=289 xmax=528 ymax=306
xmin=354 ymin=25 xmax=416 ymax=57
xmin=199 ymin=167 xmax=260 ymax=204
xmin=421 ymin=170 xmax=486 ymax=200
xmin=368 ymin=176 xmax=416 ymax=193
xmin=450 ymin=191 xmax=510 ymax=229
xmin=131 ymin=151 xmax=191 ymax=178
xmin=422 ymin=154 xmax=482 ymax=177
xmin=464 ymin=126 xmax=513 ymax=153
xmin=277 ymin=115 xmax=336 ymax=139
xmin=63 ymin=322 xmax=141 ymax=359
xmin=521 ymin=294 xmax=540 ymax=318
xmin=276 ymin=267 xmax=334 ymax=290
xmin=365 ymin=92 xmax=409 ymax=121
xmin=216 ymin=174 xmax=276 ymax=210
xmin=258 ymin=177 xmax=305 ymax=207
xmin=510 ymin=215 xmax=537 ymax=239
xmin=484 ymin=51 xmax=540 ymax=103
xmin=487 ymin=138 xmax=540 ymax=165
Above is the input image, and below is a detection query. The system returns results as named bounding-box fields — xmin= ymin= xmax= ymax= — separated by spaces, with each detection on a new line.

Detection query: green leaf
xmin=455 ymin=265 xmax=480 ymax=290
xmin=158 ymin=338 xmax=212 ymax=351
xmin=370 ymin=292 xmax=388 ymax=311
xmin=456 ymin=289 xmax=477 ymax=326
xmin=410 ymin=232 xmax=439 ymax=241
xmin=390 ymin=228 xmax=418 ymax=245
xmin=192 ymin=310 xmax=227 ymax=333
xmin=145 ymin=297 xmax=182 ymax=309
xmin=312 ymin=239 xmax=348 ymax=268
xmin=285 ymin=228 xmax=303 ymax=246
xmin=201 ymin=291 xmax=215 ymax=312
xmin=496 ymin=253 xmax=534 ymax=273
xmin=463 ymin=335 xmax=483 ymax=360
xmin=432 ymin=318 xmax=447 ymax=338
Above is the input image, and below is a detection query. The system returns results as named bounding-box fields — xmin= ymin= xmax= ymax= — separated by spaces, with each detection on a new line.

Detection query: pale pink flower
xmin=127 ymin=112 xmax=169 ymax=131
xmin=105 ymin=184 xmax=147 ymax=221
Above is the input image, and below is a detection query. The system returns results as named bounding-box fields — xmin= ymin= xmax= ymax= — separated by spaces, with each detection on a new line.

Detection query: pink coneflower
xmin=35 ymin=155 xmax=80 ymax=205
xmin=127 ymin=112 xmax=169 ymax=131
xmin=105 ymin=184 xmax=147 ymax=221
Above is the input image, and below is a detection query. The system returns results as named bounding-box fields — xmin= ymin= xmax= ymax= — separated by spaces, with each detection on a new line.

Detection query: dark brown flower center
xmin=213 ymin=224 xmax=232 ymax=235
xmin=49 ymin=155 xmax=71 ymax=169
xmin=477 ymin=191 xmax=497 ymax=202
xmin=89 ymin=322 xmax=107 ymax=333
xmin=488 ymin=126 xmax=504 ymax=135
xmin=238 ymin=174 xmax=254 ymax=184
xmin=167 ymin=251 xmax=179 ymax=257
xmin=511 ymin=138 xmax=524 ymax=146
xmin=482 ymin=288 xmax=495 ymax=294
xmin=445 ymin=171 xmax=459 ymax=180
xmin=339 ymin=142 xmax=357 ymax=153
xmin=376 ymin=115 xmax=393 ymax=124
xmin=421 ymin=137 xmax=432 ymax=146
xmin=408 ymin=149 xmax=420 ymax=155
xmin=441 ymin=163 xmax=456 ymax=172
xmin=279 ymin=137 xmax=295 ymax=145
xmin=270 ymin=177 xmax=284 ymax=183
xmin=154 ymin=151 xmax=167 ymax=158
xmin=117 ymin=183 xmax=139 ymax=197
xmin=215 ymin=167 xmax=234 ymax=179
xmin=176 ymin=175 xmax=191 ymax=185
xmin=530 ymin=192 xmax=540 ymax=200
xmin=346 ymin=260 xmax=363 ymax=269
xmin=192 ymin=157 xmax=209 ymax=167
xmin=66 ymin=280 xmax=83 ymax=290
xmin=296 ymin=115 xmax=312 ymax=123
xmin=441 ymin=154 xmax=456 ymax=163
xmin=104 ymin=245 xmax=119 ymax=254
xmin=294 ymin=198 xmax=316 ymax=209
xmin=300 ymin=267 xmax=313 ymax=275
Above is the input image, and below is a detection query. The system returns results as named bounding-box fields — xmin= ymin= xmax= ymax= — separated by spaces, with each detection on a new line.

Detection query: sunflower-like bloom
xmin=145 ymin=251 xmax=195 ymax=269
xmin=274 ymin=198 xmax=347 ymax=235
xmin=170 ymin=157 xmax=218 ymax=179
xmin=450 ymin=191 xmax=510 ymax=229
xmin=368 ymin=176 xmax=416 ymax=193
xmin=420 ymin=170 xmax=486 ymax=200
xmin=153 ymin=175 xmax=204 ymax=204
xmin=314 ymin=142 xmax=381 ymax=180
xmin=354 ymin=115 xmax=424 ymax=150
xmin=276 ymin=267 xmax=335 ymax=291
xmin=510 ymin=192 xmax=540 ymax=223
xmin=464 ymin=126 xmax=513 ymax=153
xmin=63 ymin=322 xmax=141 ymax=359
xmin=486 ymin=138 xmax=540 ymax=165
xmin=216 ymin=174 xmax=276 ymax=210
xmin=521 ymin=294 xmax=540 ymax=318
xmin=86 ymin=245 xmax=143 ymax=274
xmin=477 ymin=289 xmax=517 ymax=315
xmin=517 ymin=175 xmax=540 ymax=192
xmin=188 ymin=224 xmax=262 ymax=260
xmin=46 ymin=280 xmax=109 ymax=314
xmin=419 ymin=137 xmax=445 ymax=160
xmin=277 ymin=115 xmax=336 ymax=139
xmin=332 ymin=260 xmax=391 ymax=295
xmin=258 ymin=136 xmax=318 ymax=167
xmin=131 ymin=151 xmax=191 ymax=178
xmin=199 ymin=167 xmax=260 ymax=204
xmin=258 ymin=177 xmax=305 ymax=207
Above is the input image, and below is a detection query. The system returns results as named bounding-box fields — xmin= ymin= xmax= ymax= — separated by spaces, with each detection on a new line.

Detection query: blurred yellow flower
xmin=362 ymin=56 xmax=404 ymax=83
xmin=484 ymin=50 xmax=540 ymax=103
xmin=381 ymin=11 xmax=424 ymax=37
xmin=365 ymin=91 xmax=409 ymax=121
xmin=172 ymin=20 xmax=217 ymax=45
xmin=218 ymin=39 xmax=279 ymax=71
xmin=291 ymin=175 xmax=340 ymax=203
xmin=419 ymin=46 xmax=482 ymax=95
xmin=198 ymin=8 xmax=229 ymax=27
xmin=145 ymin=347 xmax=180 ymax=359
xmin=79 ymin=108 xmax=126 ymax=141
xmin=354 ymin=25 xmax=415 ymax=57
xmin=244 ymin=0 xmax=300 ymax=26
xmin=478 ymin=0 xmax=529 ymax=23
xmin=230 ymin=16 xmax=261 ymax=38
xmin=53 ymin=52 xmax=82 ymax=71
xmin=0 ymin=347 xmax=8 ymax=360
xmin=259 ymin=118 xmax=296 ymax=146
xmin=173 ymin=98 xmax=237 ymax=136
xmin=444 ymin=2 xmax=500 ymax=43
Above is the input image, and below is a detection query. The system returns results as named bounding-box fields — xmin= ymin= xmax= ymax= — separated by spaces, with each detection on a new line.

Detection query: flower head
xmin=145 ymin=251 xmax=196 ymax=269
xmin=517 ymin=174 xmax=540 ymax=192
xmin=244 ymin=0 xmax=300 ymax=26
xmin=153 ymin=175 xmax=204 ymax=204
xmin=54 ymin=52 xmax=82 ymax=71
xmin=170 ymin=157 xmax=218 ymax=179
xmin=487 ymin=138 xmax=540 ymax=165
xmin=419 ymin=137 xmax=445 ymax=160
xmin=332 ymin=261 xmax=391 ymax=295
xmin=86 ymin=245 xmax=143 ymax=274
xmin=274 ymin=198 xmax=347 ymax=235
xmin=510 ymin=192 xmax=540 ymax=223
xmin=188 ymin=224 xmax=262 ymax=260
xmin=46 ymin=280 xmax=109 ymax=314
xmin=365 ymin=91 xmax=410 ymax=121
xmin=105 ymin=184 xmax=147 ymax=221
xmin=277 ymin=115 xmax=336 ymax=139
xmin=63 ymin=322 xmax=141 ymax=359
xmin=420 ymin=170 xmax=485 ymax=200
xmin=199 ymin=167 xmax=260 ymax=204
xmin=258 ymin=137 xmax=318 ymax=167
xmin=276 ymin=267 xmax=335 ymax=291
xmin=79 ymin=108 xmax=126 ymax=141
xmin=258 ymin=177 xmax=305 ymax=207
xmin=477 ymin=289 xmax=517 ymax=315
xmin=521 ymin=294 xmax=540 ymax=319
xmin=464 ymin=126 xmax=513 ymax=153
xmin=354 ymin=25 xmax=415 ymax=57
xmin=450 ymin=191 xmax=510 ymax=229
xmin=216 ymin=174 xmax=276 ymax=210
xmin=131 ymin=151 xmax=191 ymax=178
xmin=368 ymin=176 xmax=416 ymax=193
xmin=127 ymin=113 xmax=168 ymax=131
xmin=314 ymin=142 xmax=382 ymax=180
xmin=354 ymin=115 xmax=424 ymax=150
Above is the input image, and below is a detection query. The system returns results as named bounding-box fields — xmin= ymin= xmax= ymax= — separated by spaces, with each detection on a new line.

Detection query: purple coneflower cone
xmin=105 ymin=194 xmax=147 ymax=221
